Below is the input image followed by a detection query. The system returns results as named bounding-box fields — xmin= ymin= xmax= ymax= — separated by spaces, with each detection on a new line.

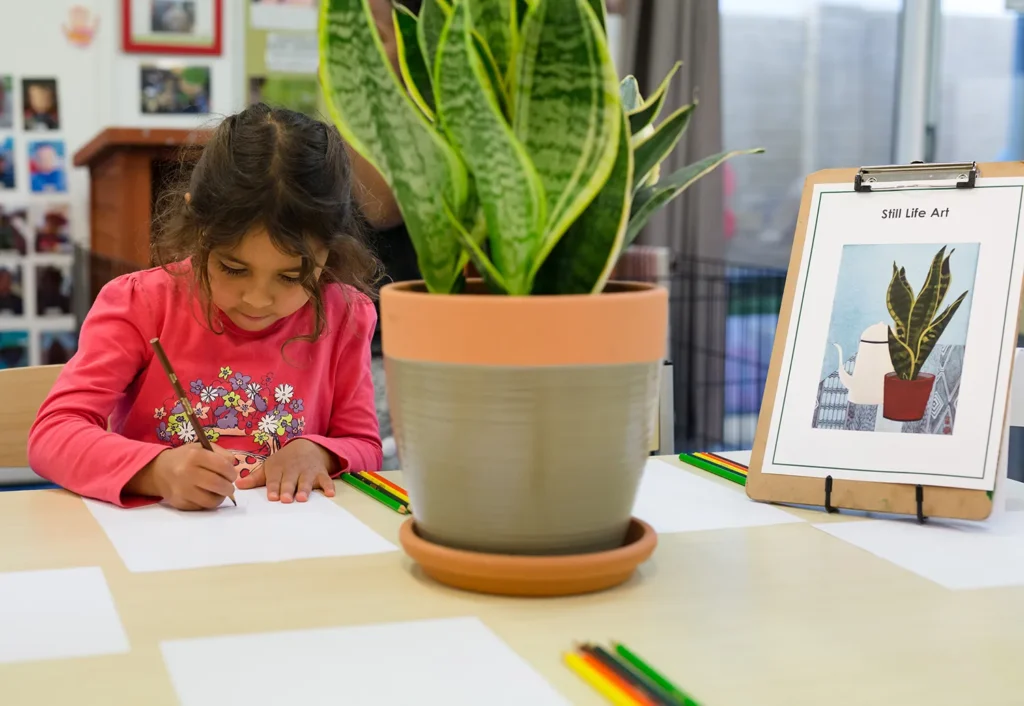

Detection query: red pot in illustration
xmin=882 ymin=372 xmax=935 ymax=422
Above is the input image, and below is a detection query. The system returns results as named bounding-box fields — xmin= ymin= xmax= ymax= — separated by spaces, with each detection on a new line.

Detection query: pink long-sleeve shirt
xmin=28 ymin=264 xmax=382 ymax=507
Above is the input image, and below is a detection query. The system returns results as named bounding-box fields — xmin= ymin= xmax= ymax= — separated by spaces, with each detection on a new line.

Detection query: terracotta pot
xmin=380 ymin=279 xmax=667 ymax=556
xmin=882 ymin=372 xmax=936 ymax=422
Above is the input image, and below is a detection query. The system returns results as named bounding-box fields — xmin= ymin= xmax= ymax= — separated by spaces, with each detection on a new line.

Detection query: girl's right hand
xmin=133 ymin=444 xmax=237 ymax=510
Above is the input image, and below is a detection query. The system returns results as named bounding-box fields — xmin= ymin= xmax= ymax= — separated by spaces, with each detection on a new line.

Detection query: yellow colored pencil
xmin=357 ymin=471 xmax=410 ymax=503
xmin=563 ymin=651 xmax=645 ymax=706
xmin=694 ymin=452 xmax=747 ymax=474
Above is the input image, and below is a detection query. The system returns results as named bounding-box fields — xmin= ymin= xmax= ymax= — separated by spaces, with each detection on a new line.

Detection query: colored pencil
xmin=611 ymin=642 xmax=699 ymax=706
xmin=357 ymin=471 xmax=410 ymax=503
xmin=354 ymin=471 xmax=410 ymax=508
xmin=678 ymin=453 xmax=746 ymax=487
xmin=341 ymin=473 xmax=408 ymax=514
xmin=694 ymin=452 xmax=748 ymax=475
xmin=563 ymin=652 xmax=646 ymax=706
xmin=579 ymin=644 xmax=677 ymax=705
xmin=150 ymin=338 xmax=236 ymax=506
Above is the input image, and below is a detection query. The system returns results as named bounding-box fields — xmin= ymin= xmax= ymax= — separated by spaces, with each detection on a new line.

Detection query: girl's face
xmin=207 ymin=227 xmax=325 ymax=332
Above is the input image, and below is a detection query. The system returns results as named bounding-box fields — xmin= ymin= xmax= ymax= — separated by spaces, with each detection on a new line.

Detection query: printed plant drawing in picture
xmin=813 ymin=243 xmax=977 ymax=435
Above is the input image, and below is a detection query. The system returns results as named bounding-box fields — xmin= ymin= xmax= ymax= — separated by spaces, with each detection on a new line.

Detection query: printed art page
xmin=761 ymin=177 xmax=1024 ymax=490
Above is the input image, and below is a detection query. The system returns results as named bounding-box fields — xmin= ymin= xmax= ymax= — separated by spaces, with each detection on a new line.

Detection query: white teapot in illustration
xmin=833 ymin=322 xmax=894 ymax=405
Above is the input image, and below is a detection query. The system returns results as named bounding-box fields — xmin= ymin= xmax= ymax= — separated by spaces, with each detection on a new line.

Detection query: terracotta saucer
xmin=398 ymin=517 xmax=657 ymax=597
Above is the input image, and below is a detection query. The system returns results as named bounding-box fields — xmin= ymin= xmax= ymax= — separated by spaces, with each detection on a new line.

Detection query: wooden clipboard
xmin=746 ymin=161 xmax=1024 ymax=521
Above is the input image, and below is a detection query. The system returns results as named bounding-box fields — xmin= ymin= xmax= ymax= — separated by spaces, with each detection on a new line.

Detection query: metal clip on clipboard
xmin=853 ymin=161 xmax=980 ymax=192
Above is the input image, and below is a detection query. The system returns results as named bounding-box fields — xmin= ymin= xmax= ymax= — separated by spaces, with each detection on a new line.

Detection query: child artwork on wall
xmin=22 ymin=78 xmax=60 ymax=131
xmin=814 ymin=244 xmax=978 ymax=436
xmin=31 ymin=204 xmax=72 ymax=253
xmin=0 ymin=331 xmax=28 ymax=369
xmin=140 ymin=65 xmax=210 ymax=114
xmin=0 ymin=137 xmax=14 ymax=190
xmin=40 ymin=331 xmax=78 ymax=365
xmin=36 ymin=264 xmax=73 ymax=316
xmin=28 ymin=141 xmax=68 ymax=194
xmin=0 ymin=205 xmax=29 ymax=255
xmin=0 ymin=263 xmax=24 ymax=316
xmin=0 ymin=76 xmax=12 ymax=129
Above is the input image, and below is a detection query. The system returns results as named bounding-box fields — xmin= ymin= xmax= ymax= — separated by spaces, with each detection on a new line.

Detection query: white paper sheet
xmin=0 ymin=567 xmax=129 ymax=664
xmin=633 ymin=459 xmax=803 ymax=533
xmin=161 ymin=616 xmax=571 ymax=706
xmin=84 ymin=488 xmax=397 ymax=573
xmin=815 ymin=512 xmax=1024 ymax=590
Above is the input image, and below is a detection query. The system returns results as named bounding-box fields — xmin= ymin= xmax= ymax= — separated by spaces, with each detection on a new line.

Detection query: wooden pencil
xmin=579 ymin=644 xmax=677 ymax=705
xmin=356 ymin=471 xmax=410 ymax=504
xmin=678 ymin=453 xmax=746 ymax=486
xmin=150 ymin=338 xmax=236 ymax=506
xmin=361 ymin=469 xmax=410 ymax=499
xmin=563 ymin=652 xmax=645 ymax=706
xmin=611 ymin=642 xmax=698 ymax=706
xmin=695 ymin=451 xmax=748 ymax=474
xmin=341 ymin=473 xmax=408 ymax=514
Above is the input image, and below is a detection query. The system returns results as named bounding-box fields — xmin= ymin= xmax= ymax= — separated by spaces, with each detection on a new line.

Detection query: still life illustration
xmin=814 ymin=244 xmax=977 ymax=435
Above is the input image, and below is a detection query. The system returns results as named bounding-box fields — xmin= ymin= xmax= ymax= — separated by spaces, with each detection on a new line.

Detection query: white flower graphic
xmin=177 ymin=419 xmax=196 ymax=443
xmin=200 ymin=386 xmax=222 ymax=404
xmin=245 ymin=382 xmax=262 ymax=398
xmin=258 ymin=414 xmax=279 ymax=435
xmin=274 ymin=384 xmax=294 ymax=404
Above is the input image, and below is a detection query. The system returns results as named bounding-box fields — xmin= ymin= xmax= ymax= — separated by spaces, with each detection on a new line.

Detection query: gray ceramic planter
xmin=380 ymin=280 xmax=668 ymax=556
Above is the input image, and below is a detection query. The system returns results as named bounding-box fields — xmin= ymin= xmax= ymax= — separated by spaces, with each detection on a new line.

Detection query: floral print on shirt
xmin=155 ymin=366 xmax=307 ymax=458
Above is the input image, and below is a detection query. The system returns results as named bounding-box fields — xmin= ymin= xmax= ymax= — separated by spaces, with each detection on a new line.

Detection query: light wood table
xmin=2 ymin=458 xmax=1023 ymax=706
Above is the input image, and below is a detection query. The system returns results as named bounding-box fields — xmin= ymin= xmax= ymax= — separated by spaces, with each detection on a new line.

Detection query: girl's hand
xmin=130 ymin=443 xmax=237 ymax=511
xmin=235 ymin=439 xmax=337 ymax=503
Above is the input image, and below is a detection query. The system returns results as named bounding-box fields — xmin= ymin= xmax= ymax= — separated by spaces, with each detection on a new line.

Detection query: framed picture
xmin=141 ymin=64 xmax=211 ymax=114
xmin=22 ymin=78 xmax=60 ymax=131
xmin=27 ymin=141 xmax=67 ymax=194
xmin=122 ymin=0 xmax=223 ymax=56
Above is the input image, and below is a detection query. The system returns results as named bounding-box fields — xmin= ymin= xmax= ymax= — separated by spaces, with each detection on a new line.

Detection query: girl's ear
xmin=185 ymin=192 xmax=191 ymax=204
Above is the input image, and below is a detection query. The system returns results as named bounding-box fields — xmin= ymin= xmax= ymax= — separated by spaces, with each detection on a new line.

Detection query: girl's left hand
xmin=235 ymin=439 xmax=337 ymax=503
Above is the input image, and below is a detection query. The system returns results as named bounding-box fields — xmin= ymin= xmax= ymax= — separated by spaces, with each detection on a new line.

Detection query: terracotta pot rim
xmin=884 ymin=372 xmax=936 ymax=380
xmin=399 ymin=517 xmax=656 ymax=571
xmin=380 ymin=278 xmax=665 ymax=301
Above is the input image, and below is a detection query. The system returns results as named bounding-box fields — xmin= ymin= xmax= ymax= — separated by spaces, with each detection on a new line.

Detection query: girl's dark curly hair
xmin=152 ymin=102 xmax=382 ymax=344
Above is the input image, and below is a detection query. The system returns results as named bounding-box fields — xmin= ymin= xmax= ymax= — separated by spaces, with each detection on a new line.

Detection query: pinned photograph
xmin=152 ymin=1 xmax=195 ymax=34
xmin=0 ymin=205 xmax=29 ymax=256
xmin=36 ymin=264 xmax=73 ymax=316
xmin=0 ymin=331 xmax=28 ymax=369
xmin=28 ymin=141 xmax=67 ymax=193
xmin=40 ymin=331 xmax=78 ymax=365
xmin=32 ymin=204 xmax=72 ymax=254
xmin=141 ymin=65 xmax=211 ymax=114
xmin=22 ymin=78 xmax=60 ymax=131
xmin=0 ymin=75 xmax=12 ymax=129
xmin=0 ymin=137 xmax=14 ymax=190
xmin=0 ymin=263 xmax=24 ymax=316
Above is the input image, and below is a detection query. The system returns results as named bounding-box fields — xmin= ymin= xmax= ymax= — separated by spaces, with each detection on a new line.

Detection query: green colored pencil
xmin=341 ymin=473 xmax=408 ymax=514
xmin=679 ymin=453 xmax=746 ymax=486
xmin=612 ymin=642 xmax=699 ymax=706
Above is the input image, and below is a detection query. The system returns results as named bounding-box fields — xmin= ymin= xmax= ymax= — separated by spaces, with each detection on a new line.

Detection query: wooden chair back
xmin=0 ymin=365 xmax=64 ymax=467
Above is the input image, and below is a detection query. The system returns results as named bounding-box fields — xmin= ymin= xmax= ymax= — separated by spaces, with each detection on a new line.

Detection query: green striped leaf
xmin=394 ymin=5 xmax=435 ymax=119
xmin=513 ymin=0 xmax=621 ymax=277
xmin=888 ymin=326 xmax=916 ymax=381
xmin=632 ymin=103 xmax=694 ymax=190
xmin=320 ymin=0 xmax=467 ymax=293
xmin=532 ymin=108 xmax=633 ymax=294
xmin=905 ymin=246 xmax=946 ymax=363
xmin=472 ymin=30 xmax=509 ymax=118
xmin=436 ymin=0 xmax=546 ymax=295
xmin=443 ymin=200 xmax=509 ymax=294
xmin=886 ymin=262 xmax=913 ymax=342
xmin=625 ymin=148 xmax=763 ymax=248
xmin=418 ymin=0 xmax=451 ymax=79
xmin=914 ymin=290 xmax=967 ymax=378
xmin=585 ymin=0 xmax=606 ymax=29
xmin=620 ymin=76 xmax=641 ymax=113
xmin=515 ymin=0 xmax=532 ymax=28
xmin=469 ymin=0 xmax=515 ymax=78
xmin=628 ymin=61 xmax=679 ymax=134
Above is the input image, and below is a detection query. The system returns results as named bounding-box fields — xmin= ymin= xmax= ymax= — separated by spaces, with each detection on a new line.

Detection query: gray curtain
xmin=621 ymin=0 xmax=728 ymax=449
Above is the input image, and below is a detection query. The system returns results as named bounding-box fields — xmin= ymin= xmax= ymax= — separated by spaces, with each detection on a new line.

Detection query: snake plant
xmin=319 ymin=0 xmax=762 ymax=295
xmin=886 ymin=246 xmax=969 ymax=381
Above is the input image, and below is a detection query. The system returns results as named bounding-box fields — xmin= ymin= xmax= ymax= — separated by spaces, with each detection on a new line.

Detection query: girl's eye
xmin=219 ymin=263 xmax=246 ymax=277
xmin=279 ymin=274 xmax=301 ymax=284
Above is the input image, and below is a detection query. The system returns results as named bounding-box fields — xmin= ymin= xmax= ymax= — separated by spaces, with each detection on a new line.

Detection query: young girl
xmin=28 ymin=103 xmax=384 ymax=510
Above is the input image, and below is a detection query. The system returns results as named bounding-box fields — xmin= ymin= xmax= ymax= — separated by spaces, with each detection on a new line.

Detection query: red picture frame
xmin=122 ymin=0 xmax=223 ymax=56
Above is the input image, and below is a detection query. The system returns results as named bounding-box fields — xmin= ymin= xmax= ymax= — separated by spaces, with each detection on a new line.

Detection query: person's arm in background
xmin=341 ymin=0 xmax=416 ymax=231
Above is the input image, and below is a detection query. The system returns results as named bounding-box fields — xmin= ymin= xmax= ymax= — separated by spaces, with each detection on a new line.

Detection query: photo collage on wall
xmin=0 ymin=74 xmax=77 ymax=370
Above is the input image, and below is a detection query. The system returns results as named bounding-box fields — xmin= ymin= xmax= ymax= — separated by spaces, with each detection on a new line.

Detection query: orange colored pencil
xmin=578 ymin=651 xmax=658 ymax=706
xmin=359 ymin=470 xmax=410 ymax=502
xmin=694 ymin=452 xmax=747 ymax=475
